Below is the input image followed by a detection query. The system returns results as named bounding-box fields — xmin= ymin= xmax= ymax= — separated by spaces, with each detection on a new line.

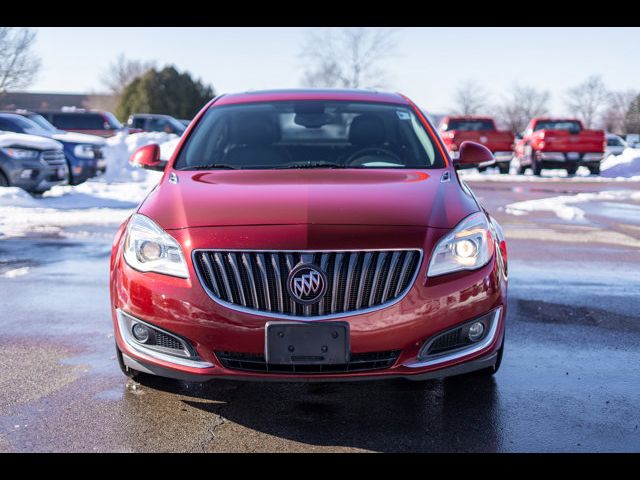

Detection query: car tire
xmin=566 ymin=164 xmax=578 ymax=175
xmin=498 ymin=163 xmax=510 ymax=175
xmin=473 ymin=335 xmax=505 ymax=377
xmin=589 ymin=165 xmax=600 ymax=175
xmin=0 ymin=171 xmax=8 ymax=187
xmin=115 ymin=344 xmax=144 ymax=380
xmin=531 ymin=155 xmax=542 ymax=176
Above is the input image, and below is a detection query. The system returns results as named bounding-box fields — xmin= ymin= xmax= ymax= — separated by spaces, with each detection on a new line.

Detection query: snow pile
xmin=505 ymin=190 xmax=640 ymax=222
xmin=101 ymin=131 xmax=180 ymax=183
xmin=0 ymin=179 xmax=161 ymax=239
xmin=601 ymin=148 xmax=640 ymax=178
xmin=0 ymin=131 xmax=181 ymax=239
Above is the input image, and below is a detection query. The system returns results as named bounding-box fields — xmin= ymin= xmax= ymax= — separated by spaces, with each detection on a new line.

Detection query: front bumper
xmin=111 ymin=225 xmax=507 ymax=382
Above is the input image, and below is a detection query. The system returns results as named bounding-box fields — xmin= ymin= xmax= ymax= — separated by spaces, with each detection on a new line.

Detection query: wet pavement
xmin=1 ymin=177 xmax=639 ymax=452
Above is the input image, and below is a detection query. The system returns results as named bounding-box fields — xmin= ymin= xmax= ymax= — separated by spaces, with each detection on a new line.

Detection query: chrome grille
xmin=41 ymin=150 xmax=66 ymax=166
xmin=194 ymin=250 xmax=422 ymax=318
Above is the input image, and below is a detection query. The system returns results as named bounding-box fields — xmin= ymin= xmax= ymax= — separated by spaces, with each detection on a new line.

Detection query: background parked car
xmin=36 ymin=109 xmax=124 ymax=138
xmin=515 ymin=118 xmax=605 ymax=175
xmin=0 ymin=131 xmax=68 ymax=193
xmin=438 ymin=116 xmax=514 ymax=174
xmin=126 ymin=114 xmax=186 ymax=135
xmin=0 ymin=112 xmax=106 ymax=185
xmin=605 ymin=134 xmax=628 ymax=157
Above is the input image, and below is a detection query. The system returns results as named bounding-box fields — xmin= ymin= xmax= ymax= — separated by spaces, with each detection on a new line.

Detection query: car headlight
xmin=123 ymin=214 xmax=189 ymax=278
xmin=427 ymin=212 xmax=495 ymax=277
xmin=1 ymin=147 xmax=40 ymax=160
xmin=73 ymin=144 xmax=95 ymax=159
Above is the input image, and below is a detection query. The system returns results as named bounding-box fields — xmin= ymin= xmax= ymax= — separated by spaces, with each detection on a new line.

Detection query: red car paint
xmin=110 ymin=89 xmax=508 ymax=382
xmin=515 ymin=117 xmax=606 ymax=175
xmin=438 ymin=116 xmax=514 ymax=172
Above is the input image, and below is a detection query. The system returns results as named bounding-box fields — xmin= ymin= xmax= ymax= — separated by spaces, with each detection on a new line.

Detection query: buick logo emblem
xmin=287 ymin=264 xmax=327 ymax=305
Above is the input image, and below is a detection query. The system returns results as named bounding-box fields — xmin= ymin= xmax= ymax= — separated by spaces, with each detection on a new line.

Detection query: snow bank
xmin=601 ymin=148 xmax=640 ymax=178
xmin=0 ymin=131 xmax=179 ymax=239
xmin=101 ymin=131 xmax=180 ymax=183
xmin=0 ymin=181 xmax=159 ymax=239
xmin=505 ymin=190 xmax=640 ymax=222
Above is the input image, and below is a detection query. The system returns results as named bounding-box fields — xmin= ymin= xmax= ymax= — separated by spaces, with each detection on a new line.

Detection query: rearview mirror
xmin=130 ymin=144 xmax=166 ymax=171
xmin=454 ymin=141 xmax=495 ymax=169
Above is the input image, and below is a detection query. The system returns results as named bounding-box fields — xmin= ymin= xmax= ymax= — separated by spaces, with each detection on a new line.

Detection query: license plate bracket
xmin=265 ymin=321 xmax=350 ymax=365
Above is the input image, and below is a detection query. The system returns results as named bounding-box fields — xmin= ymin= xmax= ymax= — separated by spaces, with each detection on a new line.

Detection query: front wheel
xmin=116 ymin=344 xmax=144 ymax=380
xmin=589 ymin=165 xmax=600 ymax=175
xmin=497 ymin=163 xmax=510 ymax=175
xmin=566 ymin=164 xmax=578 ymax=175
xmin=0 ymin=171 xmax=9 ymax=187
xmin=531 ymin=155 xmax=542 ymax=176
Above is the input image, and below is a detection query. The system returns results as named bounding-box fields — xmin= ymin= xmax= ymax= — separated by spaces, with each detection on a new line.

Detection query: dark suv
xmin=0 ymin=112 xmax=106 ymax=185
xmin=0 ymin=131 xmax=68 ymax=193
xmin=127 ymin=114 xmax=186 ymax=135
xmin=37 ymin=109 xmax=123 ymax=138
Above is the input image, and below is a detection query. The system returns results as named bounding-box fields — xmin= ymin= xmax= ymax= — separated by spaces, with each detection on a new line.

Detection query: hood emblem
xmin=287 ymin=264 xmax=327 ymax=305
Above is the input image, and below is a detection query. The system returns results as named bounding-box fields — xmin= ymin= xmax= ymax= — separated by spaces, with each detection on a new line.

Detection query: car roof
xmin=0 ymin=112 xmax=25 ymax=119
xmin=444 ymin=115 xmax=494 ymax=120
xmin=213 ymin=88 xmax=410 ymax=107
xmin=131 ymin=113 xmax=171 ymax=118
xmin=532 ymin=117 xmax=581 ymax=122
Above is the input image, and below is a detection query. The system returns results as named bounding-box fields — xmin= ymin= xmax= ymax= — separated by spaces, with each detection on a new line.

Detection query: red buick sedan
xmin=110 ymin=89 xmax=508 ymax=383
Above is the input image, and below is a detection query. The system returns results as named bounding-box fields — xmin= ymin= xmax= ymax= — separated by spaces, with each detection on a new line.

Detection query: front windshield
xmin=26 ymin=113 xmax=58 ymax=132
xmin=174 ymin=101 xmax=445 ymax=170
xmin=0 ymin=114 xmax=50 ymax=136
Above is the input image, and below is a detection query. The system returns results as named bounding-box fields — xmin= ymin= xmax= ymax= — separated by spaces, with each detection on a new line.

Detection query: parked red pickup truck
xmin=438 ymin=116 xmax=514 ymax=174
xmin=515 ymin=118 xmax=605 ymax=175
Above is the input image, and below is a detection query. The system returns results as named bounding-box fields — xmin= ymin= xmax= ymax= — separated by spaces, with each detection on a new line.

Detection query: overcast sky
xmin=27 ymin=27 xmax=640 ymax=115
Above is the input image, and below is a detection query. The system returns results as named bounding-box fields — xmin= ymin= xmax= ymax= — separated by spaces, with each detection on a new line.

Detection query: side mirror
xmin=130 ymin=144 xmax=166 ymax=171
xmin=454 ymin=141 xmax=495 ymax=169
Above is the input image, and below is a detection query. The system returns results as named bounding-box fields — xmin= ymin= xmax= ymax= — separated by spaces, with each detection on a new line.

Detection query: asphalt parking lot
xmin=1 ymin=176 xmax=639 ymax=452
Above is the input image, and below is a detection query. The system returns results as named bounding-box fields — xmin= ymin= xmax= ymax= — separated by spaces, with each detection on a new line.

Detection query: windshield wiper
xmin=278 ymin=161 xmax=344 ymax=169
xmin=181 ymin=163 xmax=239 ymax=170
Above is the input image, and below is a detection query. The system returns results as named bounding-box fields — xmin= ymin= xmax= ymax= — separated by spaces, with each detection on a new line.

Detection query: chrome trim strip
xmin=381 ymin=251 xmax=402 ymax=303
xmin=191 ymin=249 xmax=424 ymax=322
xmin=404 ymin=307 xmax=502 ymax=369
xmin=116 ymin=309 xmax=214 ymax=369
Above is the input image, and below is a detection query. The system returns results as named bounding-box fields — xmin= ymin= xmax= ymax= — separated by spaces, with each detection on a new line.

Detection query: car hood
xmin=0 ymin=132 xmax=63 ymax=150
xmin=139 ymin=169 xmax=479 ymax=231
xmin=50 ymin=130 xmax=106 ymax=145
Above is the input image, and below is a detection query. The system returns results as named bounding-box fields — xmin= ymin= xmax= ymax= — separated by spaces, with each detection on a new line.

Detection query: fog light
xmin=468 ymin=322 xmax=484 ymax=341
xmin=20 ymin=169 xmax=34 ymax=179
xmin=131 ymin=323 xmax=150 ymax=343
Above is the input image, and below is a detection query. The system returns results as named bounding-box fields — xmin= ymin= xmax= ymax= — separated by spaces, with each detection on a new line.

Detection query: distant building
xmin=0 ymin=91 xmax=117 ymax=112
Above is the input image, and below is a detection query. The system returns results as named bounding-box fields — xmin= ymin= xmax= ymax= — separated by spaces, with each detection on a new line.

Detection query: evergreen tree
xmin=116 ymin=66 xmax=214 ymax=121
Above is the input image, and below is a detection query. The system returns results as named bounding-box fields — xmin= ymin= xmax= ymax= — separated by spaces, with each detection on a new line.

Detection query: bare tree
xmin=101 ymin=54 xmax=155 ymax=96
xmin=624 ymin=94 xmax=640 ymax=134
xmin=601 ymin=89 xmax=638 ymax=134
xmin=299 ymin=27 xmax=398 ymax=89
xmin=0 ymin=27 xmax=41 ymax=93
xmin=495 ymin=83 xmax=551 ymax=133
xmin=564 ymin=75 xmax=609 ymax=129
xmin=451 ymin=80 xmax=489 ymax=116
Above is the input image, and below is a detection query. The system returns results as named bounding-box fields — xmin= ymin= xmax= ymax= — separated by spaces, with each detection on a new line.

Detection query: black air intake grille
xmin=193 ymin=250 xmax=421 ymax=318
xmin=216 ymin=350 xmax=401 ymax=374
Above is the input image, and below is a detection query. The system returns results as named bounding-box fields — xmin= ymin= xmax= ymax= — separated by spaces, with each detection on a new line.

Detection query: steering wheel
xmin=345 ymin=147 xmax=403 ymax=167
